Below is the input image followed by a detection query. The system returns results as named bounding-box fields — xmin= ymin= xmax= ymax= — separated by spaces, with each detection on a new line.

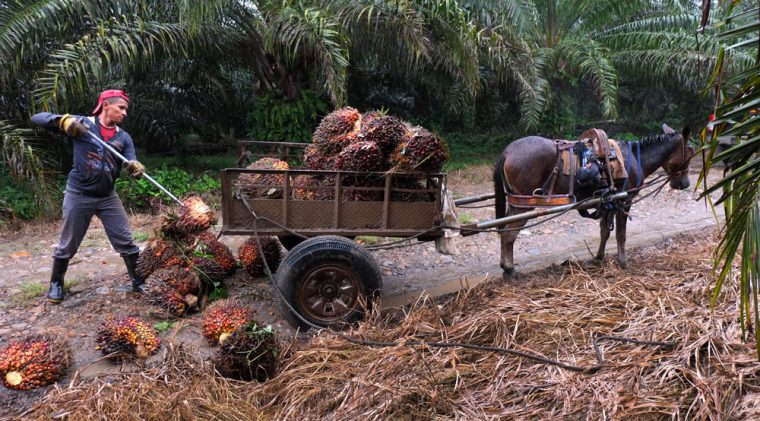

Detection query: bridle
xmin=666 ymin=134 xmax=694 ymax=182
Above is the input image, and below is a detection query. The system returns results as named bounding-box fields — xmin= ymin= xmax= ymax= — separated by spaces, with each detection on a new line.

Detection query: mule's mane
xmin=634 ymin=132 xmax=679 ymax=145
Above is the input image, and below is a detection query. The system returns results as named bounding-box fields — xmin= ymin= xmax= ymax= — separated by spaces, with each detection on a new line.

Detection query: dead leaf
xmin=10 ymin=251 xmax=32 ymax=258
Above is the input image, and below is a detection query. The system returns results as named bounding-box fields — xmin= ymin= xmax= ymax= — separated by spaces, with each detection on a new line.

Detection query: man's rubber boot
xmin=116 ymin=252 xmax=145 ymax=293
xmin=47 ymin=258 xmax=69 ymax=303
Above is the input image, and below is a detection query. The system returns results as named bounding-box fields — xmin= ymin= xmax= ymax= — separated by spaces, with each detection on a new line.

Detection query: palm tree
xmin=3 ymin=0 xmax=524 ymax=215
xmin=506 ymin=0 xmax=727 ymax=132
xmin=698 ymin=1 xmax=759 ymax=356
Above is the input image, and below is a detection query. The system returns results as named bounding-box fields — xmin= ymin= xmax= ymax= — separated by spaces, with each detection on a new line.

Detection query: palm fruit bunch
xmin=144 ymin=266 xmax=203 ymax=316
xmin=358 ymin=115 xmax=407 ymax=155
xmin=238 ymin=237 xmax=282 ymax=277
xmin=202 ymin=299 xmax=254 ymax=346
xmin=392 ymin=127 xmax=449 ymax=173
xmin=237 ymin=158 xmax=289 ymax=198
xmin=96 ymin=316 xmax=160 ymax=360
xmin=303 ymin=144 xmax=334 ymax=171
xmin=189 ymin=255 xmax=226 ymax=285
xmin=360 ymin=110 xmax=384 ymax=126
xmin=212 ymin=322 xmax=279 ymax=382
xmin=0 ymin=335 xmax=71 ymax=391
xmin=334 ymin=141 xmax=384 ymax=172
xmin=160 ymin=196 xmax=217 ymax=238
xmin=189 ymin=231 xmax=237 ymax=275
xmin=312 ymin=107 xmax=361 ymax=156
xmin=136 ymin=238 xmax=182 ymax=280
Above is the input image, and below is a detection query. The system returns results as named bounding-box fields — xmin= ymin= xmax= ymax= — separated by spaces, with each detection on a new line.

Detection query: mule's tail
xmin=493 ymin=151 xmax=508 ymax=221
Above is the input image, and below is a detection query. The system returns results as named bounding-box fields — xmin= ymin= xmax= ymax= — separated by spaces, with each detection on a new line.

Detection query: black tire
xmin=274 ymin=236 xmax=382 ymax=331
xmin=277 ymin=235 xmax=305 ymax=251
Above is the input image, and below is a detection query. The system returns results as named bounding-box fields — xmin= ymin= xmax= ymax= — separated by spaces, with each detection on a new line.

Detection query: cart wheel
xmin=277 ymin=235 xmax=304 ymax=251
xmin=274 ymin=236 xmax=382 ymax=331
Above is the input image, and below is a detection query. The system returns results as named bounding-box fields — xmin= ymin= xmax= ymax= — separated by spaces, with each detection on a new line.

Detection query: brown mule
xmin=493 ymin=124 xmax=694 ymax=276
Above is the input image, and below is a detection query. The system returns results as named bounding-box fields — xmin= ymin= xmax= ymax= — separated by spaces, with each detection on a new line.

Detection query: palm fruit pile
xmin=160 ymin=195 xmax=217 ymax=239
xmin=96 ymin=316 xmax=160 ymax=361
xmin=144 ymin=266 xmax=202 ymax=316
xmin=137 ymin=196 xmax=236 ymax=314
xmin=297 ymin=107 xmax=447 ymax=202
xmin=212 ymin=322 xmax=279 ymax=382
xmin=236 ymin=157 xmax=289 ymax=198
xmin=0 ymin=335 xmax=71 ymax=391
xmin=238 ymin=237 xmax=282 ymax=277
xmin=202 ymin=299 xmax=254 ymax=345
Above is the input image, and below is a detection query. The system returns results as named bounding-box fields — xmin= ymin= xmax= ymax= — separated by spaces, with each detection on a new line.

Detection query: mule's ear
xmin=682 ymin=125 xmax=691 ymax=140
xmin=662 ymin=123 xmax=675 ymax=134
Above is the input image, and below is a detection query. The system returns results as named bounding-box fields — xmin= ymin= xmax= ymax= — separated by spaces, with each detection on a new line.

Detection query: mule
xmin=494 ymin=124 xmax=694 ymax=276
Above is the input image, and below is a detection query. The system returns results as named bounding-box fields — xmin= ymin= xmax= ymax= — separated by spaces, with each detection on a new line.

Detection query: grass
xmin=458 ymin=212 xmax=476 ymax=224
xmin=17 ymin=281 xmax=46 ymax=305
xmin=154 ymin=321 xmax=176 ymax=334
xmin=133 ymin=231 xmax=151 ymax=242
xmin=14 ymin=278 xmax=83 ymax=306
xmin=442 ymin=130 xmax=508 ymax=171
xmin=355 ymin=236 xmax=382 ymax=245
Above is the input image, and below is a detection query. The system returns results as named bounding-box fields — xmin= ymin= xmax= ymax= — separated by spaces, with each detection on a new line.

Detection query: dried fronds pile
xmin=31 ymin=235 xmax=760 ymax=419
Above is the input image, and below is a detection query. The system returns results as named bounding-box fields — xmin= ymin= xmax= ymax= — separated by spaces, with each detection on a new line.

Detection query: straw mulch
xmin=24 ymin=234 xmax=760 ymax=420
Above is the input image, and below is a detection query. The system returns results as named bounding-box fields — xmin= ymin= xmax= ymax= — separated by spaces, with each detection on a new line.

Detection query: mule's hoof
xmin=502 ymin=268 xmax=518 ymax=279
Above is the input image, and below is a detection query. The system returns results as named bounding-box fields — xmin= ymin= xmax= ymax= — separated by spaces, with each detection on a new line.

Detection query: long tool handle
xmin=86 ymin=131 xmax=184 ymax=206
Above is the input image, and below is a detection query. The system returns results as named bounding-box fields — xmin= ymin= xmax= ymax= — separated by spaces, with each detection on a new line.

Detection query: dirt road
xmin=0 ymin=163 xmax=725 ymax=415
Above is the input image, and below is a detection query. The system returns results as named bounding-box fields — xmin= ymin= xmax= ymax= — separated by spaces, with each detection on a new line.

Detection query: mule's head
xmin=661 ymin=124 xmax=694 ymax=190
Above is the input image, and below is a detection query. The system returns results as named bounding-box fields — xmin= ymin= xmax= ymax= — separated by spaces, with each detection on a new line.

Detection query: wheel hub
xmin=296 ymin=264 xmax=360 ymax=323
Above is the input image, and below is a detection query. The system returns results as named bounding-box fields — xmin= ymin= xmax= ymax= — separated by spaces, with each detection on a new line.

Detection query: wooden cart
xmin=220 ymin=167 xmax=446 ymax=330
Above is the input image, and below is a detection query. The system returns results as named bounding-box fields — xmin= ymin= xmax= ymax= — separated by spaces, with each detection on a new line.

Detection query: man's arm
xmin=30 ymin=112 xmax=64 ymax=129
xmin=31 ymin=112 xmax=89 ymax=137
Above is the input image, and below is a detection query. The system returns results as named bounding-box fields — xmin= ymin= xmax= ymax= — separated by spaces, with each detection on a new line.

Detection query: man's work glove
xmin=125 ymin=160 xmax=145 ymax=179
xmin=58 ymin=114 xmax=89 ymax=137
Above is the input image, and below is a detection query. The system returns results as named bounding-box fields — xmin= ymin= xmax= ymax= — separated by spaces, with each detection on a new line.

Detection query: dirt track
xmin=0 ymin=162 xmax=726 ymax=416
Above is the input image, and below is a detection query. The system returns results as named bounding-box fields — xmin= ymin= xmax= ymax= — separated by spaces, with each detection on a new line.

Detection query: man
xmin=31 ymin=90 xmax=146 ymax=303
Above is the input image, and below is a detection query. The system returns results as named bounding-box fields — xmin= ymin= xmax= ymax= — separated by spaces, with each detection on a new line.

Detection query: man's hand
xmin=125 ymin=160 xmax=145 ymax=179
xmin=58 ymin=114 xmax=89 ymax=137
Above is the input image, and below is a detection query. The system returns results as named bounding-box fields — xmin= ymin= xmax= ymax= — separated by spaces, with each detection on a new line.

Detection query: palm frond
xmin=266 ymin=3 xmax=349 ymax=105
xmin=0 ymin=120 xmax=57 ymax=215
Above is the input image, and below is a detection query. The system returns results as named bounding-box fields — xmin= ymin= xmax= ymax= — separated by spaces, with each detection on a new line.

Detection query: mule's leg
xmin=595 ymin=211 xmax=613 ymax=261
xmin=500 ymin=211 xmax=529 ymax=277
xmin=615 ymin=207 xmax=629 ymax=268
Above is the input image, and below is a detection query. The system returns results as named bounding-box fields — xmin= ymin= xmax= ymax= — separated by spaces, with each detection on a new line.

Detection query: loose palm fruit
xmin=202 ymin=299 xmax=254 ymax=346
xmin=96 ymin=317 xmax=160 ymax=361
xmin=0 ymin=335 xmax=71 ymax=391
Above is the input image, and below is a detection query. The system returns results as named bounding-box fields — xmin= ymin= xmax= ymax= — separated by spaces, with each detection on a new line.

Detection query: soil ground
xmin=0 ymin=161 xmax=726 ymax=417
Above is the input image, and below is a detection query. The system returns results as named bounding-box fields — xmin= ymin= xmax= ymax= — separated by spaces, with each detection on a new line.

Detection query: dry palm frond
xmin=29 ymin=234 xmax=760 ymax=420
